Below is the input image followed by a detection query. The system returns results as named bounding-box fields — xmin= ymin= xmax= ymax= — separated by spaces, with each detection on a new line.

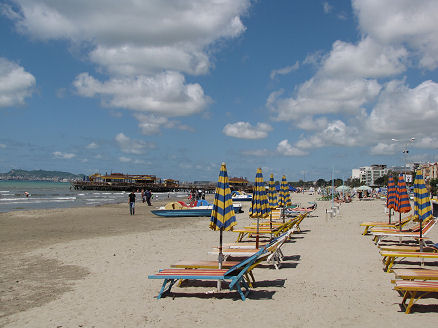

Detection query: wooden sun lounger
xmin=394 ymin=280 xmax=438 ymax=313
xmin=372 ymin=219 xmax=436 ymax=245
xmin=379 ymin=243 xmax=438 ymax=253
xmin=393 ymin=268 xmax=438 ymax=281
xmin=379 ymin=250 xmax=438 ymax=272
xmin=148 ymin=246 xmax=267 ymax=300
xmin=360 ymin=216 xmax=412 ymax=235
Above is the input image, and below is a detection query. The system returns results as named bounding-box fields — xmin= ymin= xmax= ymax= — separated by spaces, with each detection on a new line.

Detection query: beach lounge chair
xmin=379 ymin=243 xmax=438 ymax=253
xmin=393 ymin=268 xmax=438 ymax=281
xmin=372 ymin=219 xmax=436 ymax=245
xmin=208 ymin=230 xmax=293 ymax=269
xmin=360 ymin=216 xmax=413 ymax=235
xmin=394 ymin=280 xmax=438 ymax=313
xmin=370 ymin=217 xmax=432 ymax=234
xmin=148 ymin=246 xmax=268 ymax=300
xmin=379 ymin=250 xmax=438 ymax=272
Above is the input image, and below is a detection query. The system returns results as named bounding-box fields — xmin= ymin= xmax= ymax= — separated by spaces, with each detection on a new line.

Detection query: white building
xmin=352 ymin=165 xmax=388 ymax=186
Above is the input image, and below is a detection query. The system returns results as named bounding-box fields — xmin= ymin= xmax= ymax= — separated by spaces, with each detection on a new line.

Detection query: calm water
xmin=0 ymin=181 xmax=186 ymax=213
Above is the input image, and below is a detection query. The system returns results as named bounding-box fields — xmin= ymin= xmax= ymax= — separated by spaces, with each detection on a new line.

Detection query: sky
xmin=1 ymin=0 xmax=438 ymax=182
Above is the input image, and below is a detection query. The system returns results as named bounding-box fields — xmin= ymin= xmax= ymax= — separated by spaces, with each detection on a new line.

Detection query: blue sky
xmin=1 ymin=0 xmax=438 ymax=182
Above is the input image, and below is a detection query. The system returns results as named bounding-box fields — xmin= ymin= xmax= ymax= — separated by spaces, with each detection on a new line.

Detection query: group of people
xmin=128 ymin=189 xmax=153 ymax=215
xmin=188 ymin=189 xmax=205 ymax=201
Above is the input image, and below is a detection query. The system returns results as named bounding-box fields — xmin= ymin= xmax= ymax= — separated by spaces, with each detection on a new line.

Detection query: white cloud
xmin=366 ymin=80 xmax=438 ymax=138
xmin=74 ymin=71 xmax=210 ymax=116
xmin=0 ymin=57 xmax=35 ymax=107
xmin=134 ymin=113 xmax=194 ymax=135
xmin=119 ymin=156 xmax=131 ymax=163
xmin=270 ymin=62 xmax=299 ymax=79
xmin=86 ymin=142 xmax=98 ymax=149
xmin=415 ymin=137 xmax=438 ymax=149
xmin=323 ymin=2 xmax=333 ymax=14
xmin=370 ymin=142 xmax=398 ymax=155
xmin=115 ymin=133 xmax=154 ymax=154
xmin=353 ymin=0 xmax=438 ymax=69
xmin=0 ymin=143 xmax=6 ymax=149
xmin=223 ymin=122 xmax=272 ymax=139
xmin=268 ymin=77 xmax=381 ymax=121
xmin=53 ymin=151 xmax=76 ymax=159
xmin=277 ymin=140 xmax=308 ymax=156
xmin=321 ymin=37 xmax=407 ymax=78
xmin=242 ymin=149 xmax=271 ymax=156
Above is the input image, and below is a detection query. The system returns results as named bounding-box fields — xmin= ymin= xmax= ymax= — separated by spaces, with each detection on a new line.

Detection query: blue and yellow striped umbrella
xmin=386 ymin=176 xmax=396 ymax=224
xmin=268 ymin=173 xmax=278 ymax=209
xmin=210 ymin=162 xmax=237 ymax=231
xmin=249 ymin=168 xmax=271 ymax=218
xmin=413 ymin=170 xmax=432 ymax=221
xmin=278 ymin=175 xmax=292 ymax=207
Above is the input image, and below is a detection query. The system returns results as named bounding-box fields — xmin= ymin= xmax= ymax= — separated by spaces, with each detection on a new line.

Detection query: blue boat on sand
xmin=151 ymin=200 xmax=242 ymax=217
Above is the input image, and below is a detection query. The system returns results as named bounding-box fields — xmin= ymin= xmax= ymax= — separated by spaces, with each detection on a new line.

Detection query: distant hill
xmin=0 ymin=169 xmax=83 ymax=180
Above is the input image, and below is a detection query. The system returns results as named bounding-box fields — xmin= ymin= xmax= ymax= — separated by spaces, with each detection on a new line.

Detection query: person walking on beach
xmin=141 ymin=189 xmax=146 ymax=203
xmin=129 ymin=190 xmax=136 ymax=215
xmin=145 ymin=189 xmax=152 ymax=206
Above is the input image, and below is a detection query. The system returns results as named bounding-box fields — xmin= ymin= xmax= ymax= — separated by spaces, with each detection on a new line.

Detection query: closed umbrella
xmin=386 ymin=176 xmax=396 ymax=224
xmin=249 ymin=168 xmax=271 ymax=248
xmin=210 ymin=162 xmax=237 ymax=290
xmin=394 ymin=174 xmax=411 ymax=231
xmin=268 ymin=173 xmax=278 ymax=232
xmin=413 ymin=170 xmax=432 ymax=243
xmin=278 ymin=175 xmax=291 ymax=222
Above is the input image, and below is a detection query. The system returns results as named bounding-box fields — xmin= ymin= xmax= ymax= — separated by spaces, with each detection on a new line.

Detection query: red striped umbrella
xmin=394 ymin=174 xmax=411 ymax=231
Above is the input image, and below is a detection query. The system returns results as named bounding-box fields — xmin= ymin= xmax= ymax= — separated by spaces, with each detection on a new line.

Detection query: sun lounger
xmin=360 ymin=216 xmax=413 ymax=235
xmin=379 ymin=243 xmax=438 ymax=253
xmin=372 ymin=219 xmax=436 ymax=245
xmin=394 ymin=280 xmax=438 ymax=313
xmin=379 ymin=250 xmax=438 ymax=272
xmin=393 ymin=268 xmax=438 ymax=280
xmin=148 ymin=246 xmax=267 ymax=300
xmin=370 ymin=217 xmax=432 ymax=234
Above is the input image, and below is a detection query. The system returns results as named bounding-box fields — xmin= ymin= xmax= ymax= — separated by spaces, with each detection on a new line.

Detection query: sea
xmin=0 ymin=180 xmax=188 ymax=213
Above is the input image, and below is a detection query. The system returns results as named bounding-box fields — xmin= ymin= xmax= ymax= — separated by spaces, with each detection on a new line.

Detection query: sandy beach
xmin=1 ymin=194 xmax=437 ymax=327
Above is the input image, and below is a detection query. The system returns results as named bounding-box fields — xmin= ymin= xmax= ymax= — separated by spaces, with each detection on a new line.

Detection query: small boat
xmin=232 ymin=191 xmax=252 ymax=201
xmin=151 ymin=200 xmax=242 ymax=217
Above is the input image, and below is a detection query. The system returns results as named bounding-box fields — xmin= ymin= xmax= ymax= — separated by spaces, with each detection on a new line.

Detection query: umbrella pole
xmin=270 ymin=212 xmax=273 ymax=240
xmin=217 ymin=228 xmax=223 ymax=291
xmin=388 ymin=208 xmax=391 ymax=224
xmin=399 ymin=213 xmax=402 ymax=232
xmin=256 ymin=218 xmax=260 ymax=249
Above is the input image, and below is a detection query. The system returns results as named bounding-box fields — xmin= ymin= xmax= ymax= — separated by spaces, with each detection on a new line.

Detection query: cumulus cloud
xmin=53 ymin=151 xmax=76 ymax=159
xmin=115 ymin=133 xmax=154 ymax=154
xmin=321 ymin=37 xmax=408 ymax=78
xmin=353 ymin=0 xmax=438 ymax=69
xmin=119 ymin=156 xmax=131 ymax=163
xmin=277 ymin=140 xmax=308 ymax=156
xmin=323 ymin=2 xmax=333 ymax=14
xmin=74 ymin=71 xmax=210 ymax=116
xmin=369 ymin=142 xmax=399 ymax=155
xmin=86 ymin=142 xmax=98 ymax=149
xmin=366 ymin=80 xmax=438 ymax=138
xmin=268 ymin=77 xmax=381 ymax=121
xmin=5 ymin=0 xmax=249 ymax=117
xmin=242 ymin=149 xmax=271 ymax=156
xmin=0 ymin=57 xmax=35 ymax=107
xmin=270 ymin=62 xmax=299 ymax=79
xmin=223 ymin=122 xmax=272 ymax=139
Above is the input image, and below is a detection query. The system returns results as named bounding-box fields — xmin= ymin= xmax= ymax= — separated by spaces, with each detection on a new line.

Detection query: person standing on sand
xmin=141 ymin=189 xmax=146 ymax=203
xmin=145 ymin=189 xmax=152 ymax=206
xmin=129 ymin=190 xmax=136 ymax=215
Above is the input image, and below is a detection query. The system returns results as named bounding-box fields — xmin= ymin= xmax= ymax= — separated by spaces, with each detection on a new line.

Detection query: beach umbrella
xmin=278 ymin=175 xmax=291 ymax=222
xmin=268 ymin=173 xmax=278 ymax=209
xmin=335 ymin=186 xmax=351 ymax=192
xmin=249 ymin=168 xmax=271 ymax=248
xmin=267 ymin=173 xmax=278 ymax=233
xmin=210 ymin=162 xmax=237 ymax=289
xmin=386 ymin=176 xmax=396 ymax=224
xmin=413 ymin=170 xmax=432 ymax=241
xmin=356 ymin=185 xmax=371 ymax=191
xmin=394 ymin=174 xmax=411 ymax=231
